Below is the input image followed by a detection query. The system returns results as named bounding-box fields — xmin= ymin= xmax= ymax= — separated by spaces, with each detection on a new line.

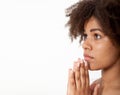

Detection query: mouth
xmin=83 ymin=54 xmax=94 ymax=61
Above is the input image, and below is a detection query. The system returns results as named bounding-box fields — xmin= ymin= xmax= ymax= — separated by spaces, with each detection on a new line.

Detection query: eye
xmin=94 ymin=33 xmax=102 ymax=39
xmin=82 ymin=33 xmax=87 ymax=41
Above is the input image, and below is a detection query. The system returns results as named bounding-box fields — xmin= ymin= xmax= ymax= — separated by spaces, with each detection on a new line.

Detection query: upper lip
xmin=83 ymin=53 xmax=94 ymax=59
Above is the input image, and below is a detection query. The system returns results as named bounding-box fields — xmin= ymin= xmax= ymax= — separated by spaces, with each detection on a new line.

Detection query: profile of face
xmin=82 ymin=16 xmax=120 ymax=70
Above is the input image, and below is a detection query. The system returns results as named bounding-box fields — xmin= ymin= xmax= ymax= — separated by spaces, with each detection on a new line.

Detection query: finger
xmin=74 ymin=61 xmax=81 ymax=90
xmin=73 ymin=61 xmax=77 ymax=72
xmin=90 ymin=83 xmax=97 ymax=91
xmin=90 ymin=78 xmax=101 ymax=91
xmin=68 ymin=69 xmax=76 ymax=87
xmin=67 ymin=69 xmax=76 ymax=95
xmin=80 ymin=60 xmax=86 ymax=89
xmin=84 ymin=61 xmax=90 ymax=88
xmin=93 ymin=84 xmax=100 ymax=95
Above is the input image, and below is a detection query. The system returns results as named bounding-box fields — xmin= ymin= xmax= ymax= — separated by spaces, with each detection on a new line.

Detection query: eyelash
xmin=82 ymin=33 xmax=102 ymax=40
xmin=94 ymin=33 xmax=102 ymax=39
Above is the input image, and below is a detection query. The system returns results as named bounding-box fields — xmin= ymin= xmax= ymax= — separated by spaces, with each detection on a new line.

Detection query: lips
xmin=83 ymin=54 xmax=94 ymax=61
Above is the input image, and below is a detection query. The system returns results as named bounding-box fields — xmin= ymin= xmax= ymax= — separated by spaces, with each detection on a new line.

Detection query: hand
xmin=90 ymin=78 xmax=101 ymax=95
xmin=67 ymin=59 xmax=100 ymax=95
xmin=67 ymin=59 xmax=90 ymax=95
xmin=90 ymin=78 xmax=101 ymax=94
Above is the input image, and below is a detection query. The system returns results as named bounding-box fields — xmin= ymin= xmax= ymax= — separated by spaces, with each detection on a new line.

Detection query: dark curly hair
xmin=66 ymin=0 xmax=120 ymax=47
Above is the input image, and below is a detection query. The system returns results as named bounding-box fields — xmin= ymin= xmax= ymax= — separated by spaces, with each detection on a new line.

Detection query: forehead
xmin=84 ymin=16 xmax=102 ymax=32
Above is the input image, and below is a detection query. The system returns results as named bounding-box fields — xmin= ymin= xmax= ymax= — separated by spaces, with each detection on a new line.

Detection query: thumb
xmin=93 ymin=84 xmax=100 ymax=95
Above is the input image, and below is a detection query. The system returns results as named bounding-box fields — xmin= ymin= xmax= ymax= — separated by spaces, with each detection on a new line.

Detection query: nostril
xmin=82 ymin=40 xmax=92 ymax=50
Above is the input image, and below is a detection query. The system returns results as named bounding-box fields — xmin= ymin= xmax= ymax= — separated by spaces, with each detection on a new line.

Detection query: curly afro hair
xmin=66 ymin=0 xmax=120 ymax=47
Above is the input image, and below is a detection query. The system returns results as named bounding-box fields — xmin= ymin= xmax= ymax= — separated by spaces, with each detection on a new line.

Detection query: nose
xmin=82 ymin=38 xmax=92 ymax=50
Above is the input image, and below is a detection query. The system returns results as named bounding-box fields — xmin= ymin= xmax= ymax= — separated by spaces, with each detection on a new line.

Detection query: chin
xmin=88 ymin=62 xmax=101 ymax=71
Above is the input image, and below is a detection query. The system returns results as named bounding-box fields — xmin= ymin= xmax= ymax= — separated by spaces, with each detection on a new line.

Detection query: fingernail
xmin=78 ymin=58 xmax=81 ymax=61
xmin=77 ymin=62 xmax=80 ymax=67
xmin=97 ymin=84 xmax=100 ymax=88
xmin=69 ymin=69 xmax=73 ymax=74
xmin=80 ymin=59 xmax=84 ymax=67
xmin=84 ymin=60 xmax=88 ymax=67
xmin=80 ymin=59 xmax=83 ymax=64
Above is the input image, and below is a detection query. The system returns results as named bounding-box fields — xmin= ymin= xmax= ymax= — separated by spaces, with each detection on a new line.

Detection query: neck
xmin=100 ymin=59 xmax=120 ymax=94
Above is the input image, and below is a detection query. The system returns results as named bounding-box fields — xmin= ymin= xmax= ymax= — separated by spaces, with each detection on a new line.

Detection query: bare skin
xmin=83 ymin=16 xmax=120 ymax=95
xmin=67 ymin=59 xmax=100 ymax=95
xmin=67 ymin=16 xmax=120 ymax=95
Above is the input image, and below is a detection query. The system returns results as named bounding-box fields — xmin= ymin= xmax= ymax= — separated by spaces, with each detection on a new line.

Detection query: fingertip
xmin=84 ymin=60 xmax=87 ymax=66
xmin=68 ymin=68 xmax=72 ymax=72
xmin=77 ymin=58 xmax=81 ymax=63
xmin=68 ymin=68 xmax=73 ymax=76
xmin=93 ymin=84 xmax=100 ymax=95
xmin=68 ymin=68 xmax=73 ymax=74
xmin=80 ymin=59 xmax=84 ymax=67
xmin=84 ymin=60 xmax=89 ymax=69
xmin=95 ymin=84 xmax=100 ymax=92
xmin=96 ymin=84 xmax=100 ymax=88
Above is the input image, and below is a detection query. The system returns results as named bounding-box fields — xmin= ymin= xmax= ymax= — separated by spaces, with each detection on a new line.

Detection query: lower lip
xmin=84 ymin=56 xmax=93 ymax=61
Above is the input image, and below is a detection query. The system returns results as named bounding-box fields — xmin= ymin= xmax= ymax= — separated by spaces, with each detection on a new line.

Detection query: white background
xmin=0 ymin=0 xmax=101 ymax=95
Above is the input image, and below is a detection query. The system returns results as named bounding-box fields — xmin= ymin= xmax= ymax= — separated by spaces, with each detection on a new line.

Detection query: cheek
xmin=91 ymin=44 xmax=119 ymax=70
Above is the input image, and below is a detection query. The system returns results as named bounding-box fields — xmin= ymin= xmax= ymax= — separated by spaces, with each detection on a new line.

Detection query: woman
xmin=66 ymin=0 xmax=120 ymax=95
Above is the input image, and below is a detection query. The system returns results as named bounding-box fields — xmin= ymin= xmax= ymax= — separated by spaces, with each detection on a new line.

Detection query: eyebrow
xmin=90 ymin=28 xmax=103 ymax=32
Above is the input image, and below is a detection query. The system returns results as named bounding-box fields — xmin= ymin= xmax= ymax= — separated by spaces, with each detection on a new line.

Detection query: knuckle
xmin=70 ymin=79 xmax=75 ymax=86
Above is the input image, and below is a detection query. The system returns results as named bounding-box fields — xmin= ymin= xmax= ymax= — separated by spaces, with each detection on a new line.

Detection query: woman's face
xmin=82 ymin=16 xmax=120 ymax=70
